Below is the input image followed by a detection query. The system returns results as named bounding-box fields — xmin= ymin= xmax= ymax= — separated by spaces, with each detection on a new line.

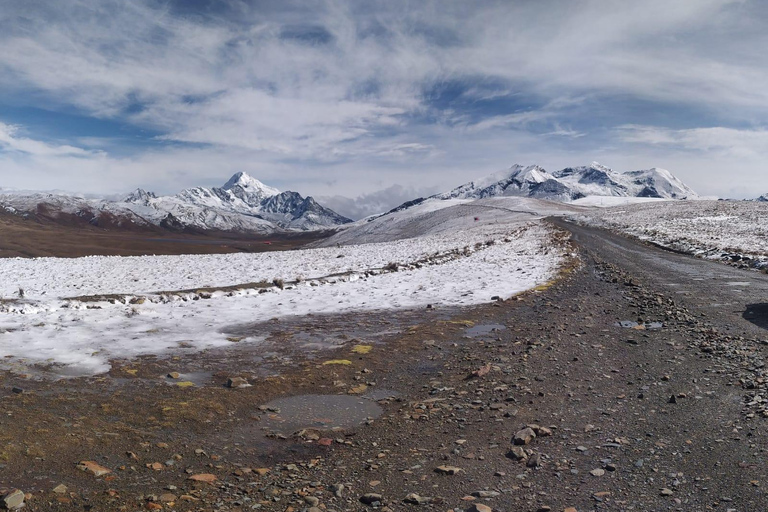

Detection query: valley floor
xmin=0 ymin=220 xmax=767 ymax=511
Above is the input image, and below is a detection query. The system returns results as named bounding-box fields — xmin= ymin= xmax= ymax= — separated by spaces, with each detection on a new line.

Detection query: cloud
xmin=0 ymin=0 xmax=767 ymax=199
xmin=616 ymin=124 xmax=768 ymax=158
xmin=0 ymin=122 xmax=101 ymax=157
xmin=317 ymin=184 xmax=441 ymax=220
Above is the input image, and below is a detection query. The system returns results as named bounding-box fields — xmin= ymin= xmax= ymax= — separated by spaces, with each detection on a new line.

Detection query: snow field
xmin=0 ymin=221 xmax=566 ymax=376
xmin=573 ymin=200 xmax=768 ymax=265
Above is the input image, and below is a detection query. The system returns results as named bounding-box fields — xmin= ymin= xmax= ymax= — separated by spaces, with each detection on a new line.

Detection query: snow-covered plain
xmin=572 ymin=200 xmax=768 ymax=267
xmin=0 ymin=218 xmax=566 ymax=376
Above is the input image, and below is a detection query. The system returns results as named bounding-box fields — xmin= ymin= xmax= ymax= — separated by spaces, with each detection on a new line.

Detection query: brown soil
xmin=0 ymin=210 xmax=330 ymax=258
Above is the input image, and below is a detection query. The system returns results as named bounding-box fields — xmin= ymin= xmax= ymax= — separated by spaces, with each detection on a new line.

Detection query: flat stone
xmin=435 ymin=465 xmax=462 ymax=475
xmin=660 ymin=488 xmax=674 ymax=496
xmin=158 ymin=494 xmax=177 ymax=503
xmin=304 ymin=496 xmax=320 ymax=506
xmin=52 ymin=485 xmax=68 ymax=495
xmin=471 ymin=491 xmax=500 ymax=498
xmin=468 ymin=504 xmax=492 ymax=512
xmin=77 ymin=461 xmax=111 ymax=477
xmin=590 ymin=468 xmax=605 ymax=477
xmin=404 ymin=493 xmax=431 ymax=505
xmin=188 ymin=474 xmax=217 ymax=483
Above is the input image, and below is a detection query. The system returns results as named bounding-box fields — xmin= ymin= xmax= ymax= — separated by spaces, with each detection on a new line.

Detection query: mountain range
xmin=434 ymin=162 xmax=698 ymax=202
xmin=0 ymin=162 xmax=698 ymax=236
xmin=0 ymin=172 xmax=352 ymax=235
xmin=379 ymin=162 xmax=697 ymax=218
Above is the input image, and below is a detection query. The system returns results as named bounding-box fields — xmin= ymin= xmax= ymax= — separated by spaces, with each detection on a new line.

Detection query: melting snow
xmin=0 ymin=221 xmax=565 ymax=376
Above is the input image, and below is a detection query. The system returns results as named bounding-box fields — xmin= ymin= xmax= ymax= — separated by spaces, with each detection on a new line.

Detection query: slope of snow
xmin=0 ymin=220 xmax=567 ymax=376
xmin=571 ymin=196 xmax=668 ymax=207
xmin=317 ymin=196 xmax=584 ymax=246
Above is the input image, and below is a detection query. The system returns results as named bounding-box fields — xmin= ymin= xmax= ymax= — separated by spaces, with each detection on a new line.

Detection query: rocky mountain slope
xmin=0 ymin=172 xmax=351 ymax=234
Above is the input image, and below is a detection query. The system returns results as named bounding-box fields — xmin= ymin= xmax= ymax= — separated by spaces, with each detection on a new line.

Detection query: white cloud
xmin=0 ymin=122 xmax=101 ymax=157
xmin=617 ymin=124 xmax=768 ymax=158
xmin=0 ymin=0 xmax=768 ymax=200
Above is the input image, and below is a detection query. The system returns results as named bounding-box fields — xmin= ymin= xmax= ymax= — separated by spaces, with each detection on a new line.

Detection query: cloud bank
xmin=1 ymin=0 xmax=767 ymax=201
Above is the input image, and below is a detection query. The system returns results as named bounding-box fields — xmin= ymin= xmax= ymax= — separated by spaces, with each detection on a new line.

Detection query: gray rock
xmin=227 ymin=377 xmax=251 ymax=389
xmin=2 ymin=489 xmax=24 ymax=510
xmin=513 ymin=427 xmax=536 ymax=445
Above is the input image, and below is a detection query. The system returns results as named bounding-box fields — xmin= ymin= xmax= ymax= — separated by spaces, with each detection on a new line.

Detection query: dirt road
xmin=2 ymin=219 xmax=768 ymax=511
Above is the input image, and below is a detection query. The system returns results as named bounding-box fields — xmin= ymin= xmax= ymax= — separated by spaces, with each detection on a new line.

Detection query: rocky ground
xmin=1 ymin=221 xmax=768 ymax=511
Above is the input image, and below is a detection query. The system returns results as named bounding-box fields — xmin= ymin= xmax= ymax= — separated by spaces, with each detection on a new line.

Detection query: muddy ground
xmin=1 ymin=221 xmax=768 ymax=511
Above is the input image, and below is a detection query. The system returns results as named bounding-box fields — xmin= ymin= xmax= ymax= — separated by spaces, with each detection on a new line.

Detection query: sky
xmin=1 ymin=0 xmax=768 ymax=218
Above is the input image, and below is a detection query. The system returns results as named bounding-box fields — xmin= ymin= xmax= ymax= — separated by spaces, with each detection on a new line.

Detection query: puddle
xmin=259 ymin=394 xmax=383 ymax=433
xmin=465 ymin=324 xmax=507 ymax=337
xmin=616 ymin=321 xmax=663 ymax=330
xmin=164 ymin=371 xmax=213 ymax=386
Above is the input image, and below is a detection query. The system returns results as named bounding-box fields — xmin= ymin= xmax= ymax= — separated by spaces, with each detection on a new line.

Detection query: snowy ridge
xmin=0 ymin=172 xmax=352 ymax=233
xmin=429 ymin=162 xmax=697 ymax=206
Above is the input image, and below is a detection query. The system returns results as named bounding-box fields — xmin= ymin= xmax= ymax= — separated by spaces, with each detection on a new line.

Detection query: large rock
xmin=513 ymin=427 xmax=536 ymax=445
xmin=2 ymin=490 xmax=24 ymax=510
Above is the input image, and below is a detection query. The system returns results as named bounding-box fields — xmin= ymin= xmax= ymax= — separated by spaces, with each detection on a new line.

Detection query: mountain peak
xmin=222 ymin=172 xmax=279 ymax=197
xmin=123 ymin=188 xmax=157 ymax=203
xmin=589 ymin=161 xmax=612 ymax=173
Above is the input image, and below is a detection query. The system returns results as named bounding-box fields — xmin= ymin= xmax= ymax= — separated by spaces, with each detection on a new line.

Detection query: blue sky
xmin=1 ymin=0 xmax=768 ymax=215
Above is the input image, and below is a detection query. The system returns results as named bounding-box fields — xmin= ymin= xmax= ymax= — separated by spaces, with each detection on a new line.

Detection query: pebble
xmin=527 ymin=453 xmax=542 ymax=468
xmin=660 ymin=488 xmax=674 ymax=496
xmin=590 ymin=468 xmax=605 ymax=477
xmin=52 ymin=484 xmax=67 ymax=495
xmin=304 ymin=496 xmax=320 ymax=506
xmin=468 ymin=504 xmax=492 ymax=512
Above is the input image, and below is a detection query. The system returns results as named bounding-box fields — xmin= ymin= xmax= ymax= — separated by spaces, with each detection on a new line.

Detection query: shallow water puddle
xmin=260 ymin=394 xmax=383 ymax=433
xmin=465 ymin=324 xmax=507 ymax=337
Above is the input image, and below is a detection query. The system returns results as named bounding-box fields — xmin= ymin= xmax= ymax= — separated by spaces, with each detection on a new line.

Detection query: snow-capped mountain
xmin=0 ymin=173 xmax=352 ymax=234
xmin=754 ymin=194 xmax=768 ymax=202
xmin=435 ymin=162 xmax=698 ymax=203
